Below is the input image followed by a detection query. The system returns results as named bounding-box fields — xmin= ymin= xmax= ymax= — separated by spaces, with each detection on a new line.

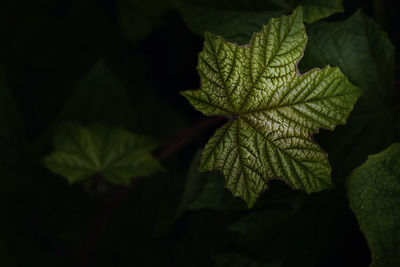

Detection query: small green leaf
xmin=43 ymin=123 xmax=162 ymax=185
xmin=347 ymin=143 xmax=400 ymax=267
xmin=182 ymin=8 xmax=361 ymax=207
xmin=176 ymin=0 xmax=343 ymax=44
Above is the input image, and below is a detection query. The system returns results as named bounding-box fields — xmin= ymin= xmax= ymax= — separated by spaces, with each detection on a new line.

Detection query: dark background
xmin=0 ymin=0 xmax=399 ymax=266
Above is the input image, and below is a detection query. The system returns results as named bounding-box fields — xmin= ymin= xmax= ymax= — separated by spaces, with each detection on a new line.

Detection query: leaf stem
xmin=76 ymin=116 xmax=225 ymax=266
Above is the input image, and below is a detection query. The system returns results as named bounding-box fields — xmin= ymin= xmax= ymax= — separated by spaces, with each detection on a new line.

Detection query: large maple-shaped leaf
xmin=181 ymin=8 xmax=361 ymax=207
xmin=43 ymin=123 xmax=162 ymax=185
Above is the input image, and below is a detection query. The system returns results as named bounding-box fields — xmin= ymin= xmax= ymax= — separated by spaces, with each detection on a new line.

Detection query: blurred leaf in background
xmin=347 ymin=143 xmax=400 ymax=267
xmin=43 ymin=123 xmax=162 ymax=185
xmin=175 ymin=0 xmax=343 ymax=44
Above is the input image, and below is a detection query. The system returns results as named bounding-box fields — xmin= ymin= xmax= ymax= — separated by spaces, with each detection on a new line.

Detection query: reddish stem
xmin=77 ymin=116 xmax=225 ymax=266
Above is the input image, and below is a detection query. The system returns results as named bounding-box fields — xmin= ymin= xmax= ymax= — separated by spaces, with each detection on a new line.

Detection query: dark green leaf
xmin=176 ymin=0 xmax=343 ymax=44
xmin=347 ymin=143 xmax=400 ymax=267
xmin=299 ymin=0 xmax=343 ymax=23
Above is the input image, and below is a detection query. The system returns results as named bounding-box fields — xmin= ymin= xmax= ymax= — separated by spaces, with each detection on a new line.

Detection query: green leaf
xmin=299 ymin=10 xmax=397 ymax=177
xmin=347 ymin=143 xmax=400 ymax=267
xmin=299 ymin=0 xmax=343 ymax=23
xmin=43 ymin=123 xmax=162 ymax=185
xmin=176 ymin=0 xmax=343 ymax=44
xmin=181 ymin=8 xmax=361 ymax=207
